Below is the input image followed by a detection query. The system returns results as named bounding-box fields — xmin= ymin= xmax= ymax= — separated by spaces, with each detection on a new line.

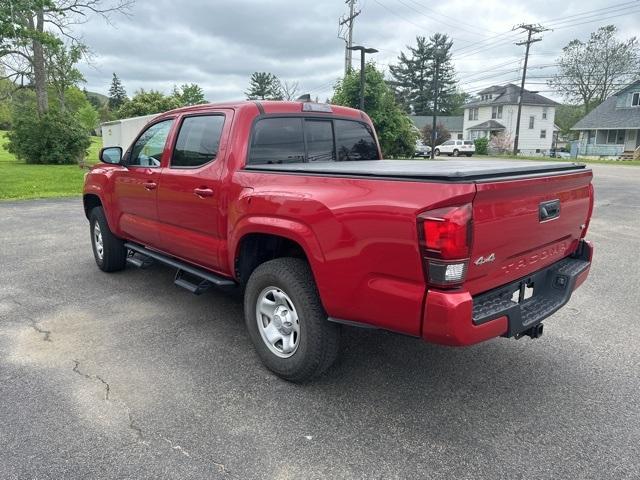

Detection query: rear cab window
xmin=247 ymin=116 xmax=379 ymax=165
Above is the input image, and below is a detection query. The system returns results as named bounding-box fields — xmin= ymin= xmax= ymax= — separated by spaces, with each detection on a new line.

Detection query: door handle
xmin=193 ymin=187 xmax=214 ymax=198
xmin=143 ymin=182 xmax=157 ymax=190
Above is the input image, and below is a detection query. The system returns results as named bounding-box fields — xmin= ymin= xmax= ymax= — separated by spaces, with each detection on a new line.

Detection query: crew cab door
xmin=155 ymin=111 xmax=232 ymax=272
xmin=113 ymin=118 xmax=174 ymax=246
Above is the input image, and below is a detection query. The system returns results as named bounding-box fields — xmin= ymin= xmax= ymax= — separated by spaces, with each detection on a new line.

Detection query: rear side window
xmin=464 ymin=141 xmax=474 ymax=145
xmin=172 ymin=115 xmax=225 ymax=167
xmin=335 ymin=120 xmax=378 ymax=161
xmin=249 ymin=117 xmax=305 ymax=164
xmin=305 ymin=120 xmax=335 ymax=162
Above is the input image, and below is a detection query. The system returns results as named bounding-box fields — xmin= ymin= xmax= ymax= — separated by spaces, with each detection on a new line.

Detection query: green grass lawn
xmin=0 ymin=131 xmax=102 ymax=201
xmin=485 ymin=154 xmax=640 ymax=166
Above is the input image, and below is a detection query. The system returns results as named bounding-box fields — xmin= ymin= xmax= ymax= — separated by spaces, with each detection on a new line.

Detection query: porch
xmin=577 ymin=128 xmax=639 ymax=157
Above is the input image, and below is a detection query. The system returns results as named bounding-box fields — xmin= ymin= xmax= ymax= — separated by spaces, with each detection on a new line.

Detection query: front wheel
xmin=452 ymin=149 xmax=460 ymax=157
xmin=244 ymin=258 xmax=340 ymax=382
xmin=89 ymin=207 xmax=126 ymax=272
xmin=434 ymin=148 xmax=440 ymax=157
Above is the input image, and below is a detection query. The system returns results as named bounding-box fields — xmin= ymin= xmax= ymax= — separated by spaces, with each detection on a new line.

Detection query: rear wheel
xmin=89 ymin=207 xmax=126 ymax=272
xmin=244 ymin=258 xmax=340 ymax=382
xmin=466 ymin=153 xmax=473 ymax=157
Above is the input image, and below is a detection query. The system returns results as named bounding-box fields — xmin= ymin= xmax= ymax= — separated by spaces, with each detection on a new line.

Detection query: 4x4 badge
xmin=474 ymin=253 xmax=496 ymax=266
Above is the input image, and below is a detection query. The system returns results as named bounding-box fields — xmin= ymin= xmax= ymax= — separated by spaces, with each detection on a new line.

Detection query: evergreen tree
xmin=108 ymin=73 xmax=128 ymax=110
xmin=245 ymin=72 xmax=283 ymax=100
xmin=389 ymin=34 xmax=463 ymax=116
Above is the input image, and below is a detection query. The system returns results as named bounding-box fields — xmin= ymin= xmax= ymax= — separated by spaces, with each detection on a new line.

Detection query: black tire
xmin=434 ymin=148 xmax=440 ymax=156
xmin=466 ymin=153 xmax=473 ymax=157
xmin=452 ymin=149 xmax=460 ymax=157
xmin=244 ymin=258 xmax=340 ymax=382
xmin=89 ymin=206 xmax=126 ymax=272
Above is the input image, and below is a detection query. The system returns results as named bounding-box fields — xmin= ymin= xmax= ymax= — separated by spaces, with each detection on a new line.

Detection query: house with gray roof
xmin=463 ymin=84 xmax=558 ymax=155
xmin=409 ymin=115 xmax=464 ymax=140
xmin=572 ymin=80 xmax=640 ymax=157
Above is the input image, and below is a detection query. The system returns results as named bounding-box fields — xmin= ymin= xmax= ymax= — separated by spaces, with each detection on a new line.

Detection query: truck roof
xmin=162 ymin=100 xmax=365 ymax=120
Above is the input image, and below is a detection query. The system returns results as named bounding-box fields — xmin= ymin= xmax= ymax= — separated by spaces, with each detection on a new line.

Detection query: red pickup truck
xmin=83 ymin=100 xmax=594 ymax=381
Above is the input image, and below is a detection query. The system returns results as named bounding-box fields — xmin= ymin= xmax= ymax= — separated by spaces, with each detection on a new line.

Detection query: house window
xmin=542 ymin=107 xmax=548 ymax=120
xmin=632 ymin=92 xmax=640 ymax=107
xmin=457 ymin=133 xmax=463 ymax=140
xmin=491 ymin=106 xmax=502 ymax=119
xmin=540 ymin=129 xmax=547 ymax=139
xmin=605 ymin=129 xmax=626 ymax=145
xmin=529 ymin=116 xmax=535 ymax=129
xmin=468 ymin=108 xmax=478 ymax=121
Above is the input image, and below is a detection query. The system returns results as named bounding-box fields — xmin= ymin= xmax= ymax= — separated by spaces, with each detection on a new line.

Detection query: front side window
xmin=529 ymin=116 xmax=535 ymax=129
xmin=248 ymin=117 xmax=305 ymax=165
xmin=442 ymin=140 xmax=454 ymax=146
xmin=172 ymin=115 xmax=225 ymax=168
xmin=335 ymin=120 xmax=378 ymax=161
xmin=129 ymin=120 xmax=173 ymax=167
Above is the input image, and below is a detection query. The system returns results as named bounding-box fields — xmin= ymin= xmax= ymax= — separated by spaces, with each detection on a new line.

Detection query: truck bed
xmin=244 ymin=159 xmax=587 ymax=182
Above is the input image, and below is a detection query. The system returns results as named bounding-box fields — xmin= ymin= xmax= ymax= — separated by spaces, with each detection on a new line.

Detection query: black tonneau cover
xmin=243 ymin=159 xmax=587 ymax=182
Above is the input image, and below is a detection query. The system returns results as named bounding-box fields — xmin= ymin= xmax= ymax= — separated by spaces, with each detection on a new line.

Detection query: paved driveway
xmin=1 ymin=164 xmax=639 ymax=479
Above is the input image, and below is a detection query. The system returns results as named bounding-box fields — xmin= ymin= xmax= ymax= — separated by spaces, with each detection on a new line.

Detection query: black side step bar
xmin=124 ymin=243 xmax=236 ymax=294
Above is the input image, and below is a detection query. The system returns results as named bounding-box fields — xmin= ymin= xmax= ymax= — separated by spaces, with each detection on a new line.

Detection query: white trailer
xmin=100 ymin=114 xmax=158 ymax=150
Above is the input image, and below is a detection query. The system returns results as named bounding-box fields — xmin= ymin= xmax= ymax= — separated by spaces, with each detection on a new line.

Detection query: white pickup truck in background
xmin=434 ymin=140 xmax=475 ymax=157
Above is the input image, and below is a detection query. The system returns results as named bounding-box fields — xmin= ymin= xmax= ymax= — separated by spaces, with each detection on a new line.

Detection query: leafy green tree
xmin=108 ymin=73 xmax=128 ymax=110
xmin=549 ymin=25 xmax=639 ymax=113
xmin=8 ymin=102 xmax=90 ymax=164
xmin=245 ymin=72 xmax=283 ymax=100
xmin=555 ymin=104 xmax=585 ymax=138
xmin=0 ymin=0 xmax=130 ymax=115
xmin=389 ymin=34 xmax=462 ymax=115
xmin=117 ymin=89 xmax=180 ymax=118
xmin=46 ymin=42 xmax=86 ymax=112
xmin=172 ymin=83 xmax=207 ymax=106
xmin=333 ymin=63 xmax=418 ymax=158
xmin=76 ymin=103 xmax=99 ymax=134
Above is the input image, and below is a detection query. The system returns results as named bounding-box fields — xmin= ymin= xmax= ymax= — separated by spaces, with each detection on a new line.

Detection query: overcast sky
xmin=75 ymin=0 xmax=640 ymax=104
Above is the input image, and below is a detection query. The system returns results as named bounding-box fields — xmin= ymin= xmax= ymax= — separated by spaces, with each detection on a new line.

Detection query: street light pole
xmin=348 ymin=45 xmax=378 ymax=110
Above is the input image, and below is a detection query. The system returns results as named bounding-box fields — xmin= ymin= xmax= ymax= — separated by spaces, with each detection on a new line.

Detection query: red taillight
xmin=417 ymin=204 xmax=473 ymax=288
xmin=581 ymin=183 xmax=594 ymax=239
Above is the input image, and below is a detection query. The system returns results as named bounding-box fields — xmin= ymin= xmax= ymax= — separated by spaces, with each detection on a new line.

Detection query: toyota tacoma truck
xmin=83 ymin=100 xmax=594 ymax=382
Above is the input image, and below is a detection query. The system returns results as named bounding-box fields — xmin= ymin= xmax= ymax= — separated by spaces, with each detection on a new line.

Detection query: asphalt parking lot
xmin=1 ymin=163 xmax=639 ymax=479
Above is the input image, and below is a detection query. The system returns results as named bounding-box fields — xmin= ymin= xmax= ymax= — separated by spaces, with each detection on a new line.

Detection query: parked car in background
xmin=414 ymin=141 xmax=431 ymax=158
xmin=83 ymin=100 xmax=594 ymax=382
xmin=435 ymin=140 xmax=475 ymax=157
xmin=549 ymin=147 xmax=571 ymax=159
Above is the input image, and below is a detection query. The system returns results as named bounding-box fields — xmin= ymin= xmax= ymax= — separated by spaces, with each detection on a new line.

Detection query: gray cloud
xmin=75 ymin=0 xmax=640 ymax=103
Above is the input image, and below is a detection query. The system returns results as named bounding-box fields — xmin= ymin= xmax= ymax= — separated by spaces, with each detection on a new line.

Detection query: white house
xmin=462 ymin=84 xmax=558 ymax=155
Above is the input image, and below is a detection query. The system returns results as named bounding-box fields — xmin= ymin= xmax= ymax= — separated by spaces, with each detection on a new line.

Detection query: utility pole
xmin=512 ymin=23 xmax=549 ymax=156
xmin=339 ymin=0 xmax=360 ymax=75
xmin=430 ymin=52 xmax=443 ymax=160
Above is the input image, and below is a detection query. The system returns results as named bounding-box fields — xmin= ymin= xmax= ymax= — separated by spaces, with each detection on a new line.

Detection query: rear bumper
xmin=422 ymin=240 xmax=593 ymax=346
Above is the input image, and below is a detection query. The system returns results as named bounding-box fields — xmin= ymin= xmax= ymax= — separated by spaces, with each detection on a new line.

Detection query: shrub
xmin=8 ymin=108 xmax=91 ymax=164
xmin=474 ymin=137 xmax=489 ymax=155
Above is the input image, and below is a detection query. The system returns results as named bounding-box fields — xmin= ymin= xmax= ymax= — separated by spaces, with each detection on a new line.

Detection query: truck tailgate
xmin=466 ymin=170 xmax=593 ymax=296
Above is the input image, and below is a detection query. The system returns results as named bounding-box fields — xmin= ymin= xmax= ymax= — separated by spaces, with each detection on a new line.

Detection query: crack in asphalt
xmin=72 ymin=360 xmax=111 ymax=401
xmin=7 ymin=297 xmax=53 ymax=342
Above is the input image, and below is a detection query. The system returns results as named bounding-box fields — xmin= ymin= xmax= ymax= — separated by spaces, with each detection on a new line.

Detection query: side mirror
xmin=99 ymin=146 xmax=123 ymax=164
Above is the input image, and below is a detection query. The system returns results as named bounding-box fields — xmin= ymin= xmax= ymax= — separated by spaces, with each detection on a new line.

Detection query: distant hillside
xmin=86 ymin=91 xmax=109 ymax=106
